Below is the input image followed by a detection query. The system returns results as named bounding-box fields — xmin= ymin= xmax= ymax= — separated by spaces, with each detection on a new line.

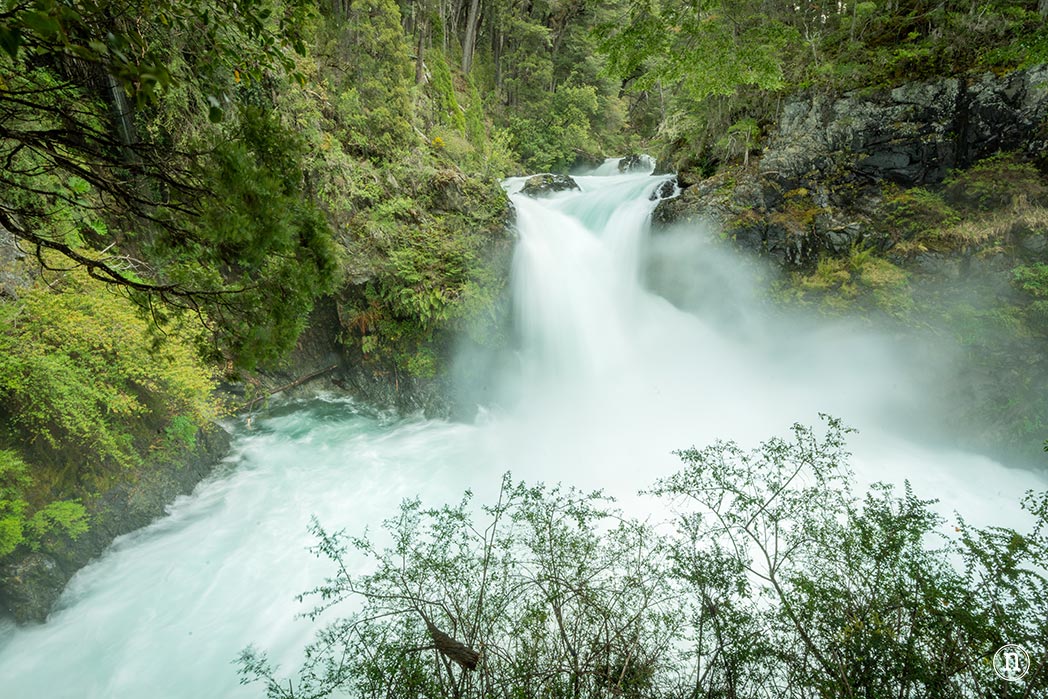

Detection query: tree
xmin=0 ymin=0 xmax=338 ymax=368
xmin=241 ymin=418 xmax=1048 ymax=698
xmin=653 ymin=416 xmax=1048 ymax=697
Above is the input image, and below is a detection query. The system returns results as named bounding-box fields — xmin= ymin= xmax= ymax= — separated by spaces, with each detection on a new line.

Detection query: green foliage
xmin=0 ymin=450 xmax=87 ymax=558
xmin=658 ymin=417 xmax=1047 ymax=696
xmin=340 ymin=166 xmax=510 ymax=373
xmin=319 ymin=0 xmax=414 ymax=160
xmin=240 ymin=474 xmax=679 ymax=699
xmin=881 ymin=187 xmax=961 ymax=241
xmin=428 ymin=49 xmax=467 ymax=133
xmin=508 ymin=83 xmax=602 ymax=171
xmin=1012 ymin=263 xmax=1048 ymax=331
xmin=598 ymin=0 xmax=1048 ymax=166
xmin=0 ymin=270 xmax=217 ymax=476
xmin=715 ymin=117 xmax=761 ymax=164
xmin=164 ymin=415 xmax=199 ymax=451
xmin=944 ymin=153 xmax=1048 ymax=213
xmin=241 ymin=418 xmax=1048 ymax=698
xmin=791 ymin=245 xmax=912 ymax=317
xmin=174 ymin=107 xmax=341 ymax=369
xmin=599 ymin=0 xmax=796 ymax=100
xmin=0 ymin=0 xmax=340 ymax=372
xmin=0 ymin=0 xmax=313 ymax=111
xmin=464 ymin=78 xmax=487 ymax=150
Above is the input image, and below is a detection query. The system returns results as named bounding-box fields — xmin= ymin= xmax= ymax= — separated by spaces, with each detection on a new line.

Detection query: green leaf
xmin=0 ymin=25 xmax=23 ymax=59
xmin=21 ymin=10 xmax=61 ymax=38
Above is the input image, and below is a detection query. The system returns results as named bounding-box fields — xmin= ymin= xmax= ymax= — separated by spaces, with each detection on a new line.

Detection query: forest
xmin=1 ymin=0 xmax=1047 ymax=694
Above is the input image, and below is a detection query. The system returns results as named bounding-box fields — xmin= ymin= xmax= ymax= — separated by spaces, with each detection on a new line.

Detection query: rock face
xmin=0 ymin=226 xmax=31 ymax=299
xmin=649 ymin=179 xmax=678 ymax=201
xmin=618 ymin=154 xmax=655 ymax=173
xmin=655 ymin=65 xmax=1048 ymax=265
xmin=761 ymin=65 xmax=1048 ymax=188
xmin=0 ymin=426 xmax=231 ymax=623
xmin=520 ymin=173 xmax=580 ymax=197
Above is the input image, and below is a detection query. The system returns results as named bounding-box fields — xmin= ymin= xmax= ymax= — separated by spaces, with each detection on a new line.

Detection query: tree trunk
xmin=461 ymin=0 xmax=482 ymax=73
xmin=415 ymin=22 xmax=427 ymax=84
xmin=492 ymin=25 xmax=503 ymax=90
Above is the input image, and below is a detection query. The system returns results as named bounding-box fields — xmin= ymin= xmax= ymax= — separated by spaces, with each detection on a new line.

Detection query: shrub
xmin=240 ymin=418 xmax=1048 ymax=698
xmin=0 ymin=450 xmax=87 ymax=558
xmin=0 ymin=269 xmax=217 ymax=479
xmin=944 ymin=153 xmax=1048 ymax=212
xmin=881 ymin=187 xmax=960 ymax=241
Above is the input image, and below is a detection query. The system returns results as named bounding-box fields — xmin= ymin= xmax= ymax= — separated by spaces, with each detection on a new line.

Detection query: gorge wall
xmin=653 ymin=64 xmax=1048 ymax=462
xmin=655 ymin=64 xmax=1048 ymax=264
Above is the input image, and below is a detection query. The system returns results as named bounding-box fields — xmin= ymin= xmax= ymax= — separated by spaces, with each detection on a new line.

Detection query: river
xmin=0 ymin=163 xmax=1042 ymax=698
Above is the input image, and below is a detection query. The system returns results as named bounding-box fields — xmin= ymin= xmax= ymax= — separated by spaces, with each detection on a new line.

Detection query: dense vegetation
xmin=597 ymin=0 xmax=1048 ymax=169
xmin=1 ymin=0 xmax=1047 ymax=663
xmin=240 ymin=418 xmax=1048 ymax=698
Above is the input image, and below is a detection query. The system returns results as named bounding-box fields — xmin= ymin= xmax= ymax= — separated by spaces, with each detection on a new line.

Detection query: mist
xmin=475 ymin=170 xmax=1046 ymax=531
xmin=0 ymin=166 xmax=1042 ymax=698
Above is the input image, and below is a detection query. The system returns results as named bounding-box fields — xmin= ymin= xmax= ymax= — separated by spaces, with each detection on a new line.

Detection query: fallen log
xmin=241 ymin=364 xmax=338 ymax=411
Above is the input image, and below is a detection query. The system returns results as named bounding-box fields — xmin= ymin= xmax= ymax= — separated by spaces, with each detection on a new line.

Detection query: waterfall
xmin=0 ymin=165 xmax=1042 ymax=698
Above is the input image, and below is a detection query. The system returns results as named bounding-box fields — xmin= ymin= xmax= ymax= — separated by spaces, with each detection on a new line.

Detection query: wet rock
xmin=429 ymin=169 xmax=469 ymax=212
xmin=0 ymin=554 xmax=64 ymax=624
xmin=1020 ymin=233 xmax=1048 ymax=254
xmin=649 ymin=179 xmax=678 ymax=201
xmin=570 ymin=151 xmax=604 ymax=172
xmin=520 ymin=173 xmax=580 ymax=197
xmin=618 ymin=154 xmax=654 ymax=173
xmin=760 ymin=65 xmax=1048 ymax=187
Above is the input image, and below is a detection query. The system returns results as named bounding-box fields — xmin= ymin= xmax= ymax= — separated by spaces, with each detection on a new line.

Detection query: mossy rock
xmin=520 ymin=173 xmax=580 ymax=198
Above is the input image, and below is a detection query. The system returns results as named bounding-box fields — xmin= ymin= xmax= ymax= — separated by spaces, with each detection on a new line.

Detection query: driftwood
xmin=421 ymin=613 xmax=480 ymax=671
xmin=241 ymin=364 xmax=338 ymax=411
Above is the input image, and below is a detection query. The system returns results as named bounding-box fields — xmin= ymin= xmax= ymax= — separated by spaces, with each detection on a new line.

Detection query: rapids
xmin=0 ymin=162 xmax=1043 ymax=698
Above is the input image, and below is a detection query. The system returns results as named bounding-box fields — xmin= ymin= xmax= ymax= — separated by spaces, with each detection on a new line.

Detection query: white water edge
xmin=0 ymin=165 xmax=1044 ymax=698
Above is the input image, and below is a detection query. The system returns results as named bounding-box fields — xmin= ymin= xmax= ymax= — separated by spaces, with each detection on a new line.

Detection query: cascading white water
xmin=0 ymin=163 xmax=1043 ymax=698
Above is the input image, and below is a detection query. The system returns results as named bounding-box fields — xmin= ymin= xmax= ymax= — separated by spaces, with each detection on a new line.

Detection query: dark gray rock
xmin=1020 ymin=233 xmax=1048 ymax=254
xmin=0 ymin=554 xmax=64 ymax=623
xmin=0 ymin=426 xmax=231 ymax=623
xmin=649 ymin=179 xmax=678 ymax=201
xmin=618 ymin=154 xmax=654 ymax=173
xmin=760 ymin=65 xmax=1048 ymax=187
xmin=0 ymin=226 xmax=31 ymax=299
xmin=520 ymin=173 xmax=580 ymax=197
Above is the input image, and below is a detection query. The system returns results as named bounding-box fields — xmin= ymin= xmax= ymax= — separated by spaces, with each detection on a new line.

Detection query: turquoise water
xmin=0 ymin=166 xmax=1042 ymax=698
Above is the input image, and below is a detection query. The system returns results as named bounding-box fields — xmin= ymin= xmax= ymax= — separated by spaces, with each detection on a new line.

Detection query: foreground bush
xmin=240 ymin=417 xmax=1047 ymax=698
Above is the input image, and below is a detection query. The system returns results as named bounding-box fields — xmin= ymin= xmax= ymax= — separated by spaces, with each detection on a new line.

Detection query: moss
xmin=800 ymin=258 xmax=851 ymax=291
xmin=789 ymin=245 xmax=911 ymax=317
xmin=880 ymin=186 xmax=960 ymax=242
xmin=770 ymin=188 xmax=824 ymax=234
xmin=1012 ymin=263 xmax=1048 ymax=336
xmin=943 ymin=153 xmax=1048 ymax=213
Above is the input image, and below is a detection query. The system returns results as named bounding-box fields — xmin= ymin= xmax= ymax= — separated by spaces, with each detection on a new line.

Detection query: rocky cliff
xmin=656 ymin=64 xmax=1048 ymax=264
xmin=653 ymin=64 xmax=1048 ymax=462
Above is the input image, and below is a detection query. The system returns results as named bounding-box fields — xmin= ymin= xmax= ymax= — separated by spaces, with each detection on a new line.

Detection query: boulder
xmin=0 ymin=554 xmax=64 ymax=624
xmin=618 ymin=154 xmax=654 ymax=173
xmin=649 ymin=179 xmax=678 ymax=201
xmin=520 ymin=173 xmax=580 ymax=197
